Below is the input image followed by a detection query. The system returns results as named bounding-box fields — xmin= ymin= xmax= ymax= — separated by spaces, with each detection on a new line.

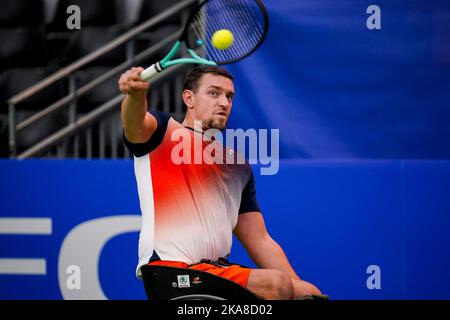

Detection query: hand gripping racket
xmin=139 ymin=0 xmax=269 ymax=81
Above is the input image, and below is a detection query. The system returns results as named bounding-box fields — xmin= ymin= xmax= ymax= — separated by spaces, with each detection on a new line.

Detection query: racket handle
xmin=139 ymin=63 xmax=163 ymax=82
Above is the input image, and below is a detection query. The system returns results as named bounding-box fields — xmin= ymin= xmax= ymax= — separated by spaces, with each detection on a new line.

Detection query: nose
xmin=219 ymin=93 xmax=230 ymax=108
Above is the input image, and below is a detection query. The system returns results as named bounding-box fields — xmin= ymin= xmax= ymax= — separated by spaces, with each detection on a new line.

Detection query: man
xmin=119 ymin=65 xmax=322 ymax=300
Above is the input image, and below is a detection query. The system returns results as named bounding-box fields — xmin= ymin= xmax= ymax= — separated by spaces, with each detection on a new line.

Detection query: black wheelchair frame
xmin=140 ymin=264 xmax=262 ymax=300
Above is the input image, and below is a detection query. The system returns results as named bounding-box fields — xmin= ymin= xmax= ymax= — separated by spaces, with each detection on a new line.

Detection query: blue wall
xmin=1 ymin=160 xmax=449 ymax=299
xmin=226 ymin=0 xmax=450 ymax=159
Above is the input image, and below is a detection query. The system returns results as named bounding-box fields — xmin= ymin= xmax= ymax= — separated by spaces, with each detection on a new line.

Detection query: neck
xmin=182 ymin=113 xmax=207 ymax=132
xmin=182 ymin=117 xmax=219 ymax=140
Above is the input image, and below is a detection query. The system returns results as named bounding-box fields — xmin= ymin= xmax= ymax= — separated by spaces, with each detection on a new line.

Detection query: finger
xmin=131 ymin=68 xmax=145 ymax=81
xmin=119 ymin=84 xmax=129 ymax=94
xmin=119 ymin=83 xmax=129 ymax=94
xmin=119 ymin=68 xmax=148 ymax=93
xmin=119 ymin=73 xmax=130 ymax=87
xmin=118 ymin=80 xmax=126 ymax=93
xmin=129 ymin=80 xmax=149 ymax=91
xmin=118 ymin=74 xmax=127 ymax=87
xmin=125 ymin=70 xmax=134 ymax=81
xmin=119 ymin=77 xmax=134 ymax=92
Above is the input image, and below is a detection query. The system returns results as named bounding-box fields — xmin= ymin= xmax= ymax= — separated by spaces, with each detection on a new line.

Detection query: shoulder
xmin=123 ymin=110 xmax=173 ymax=157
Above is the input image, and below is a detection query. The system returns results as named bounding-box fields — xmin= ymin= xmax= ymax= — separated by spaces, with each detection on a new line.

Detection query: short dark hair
xmin=183 ymin=65 xmax=233 ymax=94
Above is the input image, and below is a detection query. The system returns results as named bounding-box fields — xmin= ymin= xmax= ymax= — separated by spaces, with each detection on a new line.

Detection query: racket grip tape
xmin=139 ymin=62 xmax=163 ymax=82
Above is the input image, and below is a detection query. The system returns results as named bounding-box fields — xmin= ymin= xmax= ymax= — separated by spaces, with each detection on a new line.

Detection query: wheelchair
xmin=141 ymin=264 xmax=261 ymax=300
xmin=140 ymin=264 xmax=329 ymax=300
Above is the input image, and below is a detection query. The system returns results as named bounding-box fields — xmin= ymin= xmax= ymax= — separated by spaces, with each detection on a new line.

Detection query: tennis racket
xmin=139 ymin=0 xmax=269 ymax=82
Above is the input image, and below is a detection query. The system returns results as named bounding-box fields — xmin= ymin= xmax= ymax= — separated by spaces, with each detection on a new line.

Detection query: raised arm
xmin=118 ymin=67 xmax=157 ymax=143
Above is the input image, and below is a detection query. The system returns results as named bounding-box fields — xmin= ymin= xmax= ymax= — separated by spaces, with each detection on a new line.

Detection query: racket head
xmin=180 ymin=0 xmax=269 ymax=65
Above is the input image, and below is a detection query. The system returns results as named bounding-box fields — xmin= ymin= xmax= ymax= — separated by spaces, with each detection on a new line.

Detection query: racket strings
xmin=215 ymin=0 xmax=256 ymax=59
xmin=207 ymin=0 xmax=251 ymax=60
xmin=200 ymin=5 xmax=247 ymax=62
xmin=207 ymin=0 xmax=262 ymax=60
xmin=187 ymin=0 xmax=267 ymax=64
xmin=228 ymin=0 xmax=263 ymax=47
xmin=191 ymin=9 xmax=208 ymax=57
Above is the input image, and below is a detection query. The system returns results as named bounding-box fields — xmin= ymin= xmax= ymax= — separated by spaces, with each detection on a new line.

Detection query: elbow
xmin=123 ymin=128 xmax=150 ymax=144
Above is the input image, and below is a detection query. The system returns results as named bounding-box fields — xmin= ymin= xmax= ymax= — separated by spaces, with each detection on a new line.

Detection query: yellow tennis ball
xmin=212 ymin=29 xmax=234 ymax=50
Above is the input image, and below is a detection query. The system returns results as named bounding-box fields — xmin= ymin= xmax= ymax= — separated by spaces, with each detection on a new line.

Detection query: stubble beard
xmin=207 ymin=118 xmax=227 ymax=132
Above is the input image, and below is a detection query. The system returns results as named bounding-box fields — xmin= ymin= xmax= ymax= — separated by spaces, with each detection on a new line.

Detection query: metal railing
xmin=8 ymin=0 xmax=197 ymax=159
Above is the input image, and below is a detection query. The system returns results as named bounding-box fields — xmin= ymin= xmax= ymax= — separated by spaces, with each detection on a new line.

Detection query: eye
xmin=209 ymin=91 xmax=218 ymax=97
xmin=227 ymin=94 xmax=234 ymax=101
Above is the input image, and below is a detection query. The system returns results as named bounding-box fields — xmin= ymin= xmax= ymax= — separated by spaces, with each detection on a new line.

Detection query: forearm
xmin=118 ymin=67 xmax=152 ymax=141
xmin=120 ymin=93 xmax=148 ymax=135
xmin=247 ymin=237 xmax=301 ymax=280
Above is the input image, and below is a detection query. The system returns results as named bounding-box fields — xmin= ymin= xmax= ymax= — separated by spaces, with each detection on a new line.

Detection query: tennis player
xmin=118 ymin=65 xmax=322 ymax=299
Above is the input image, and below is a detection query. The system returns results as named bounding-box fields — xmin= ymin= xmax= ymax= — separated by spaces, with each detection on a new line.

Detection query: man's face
xmin=185 ymin=74 xmax=234 ymax=131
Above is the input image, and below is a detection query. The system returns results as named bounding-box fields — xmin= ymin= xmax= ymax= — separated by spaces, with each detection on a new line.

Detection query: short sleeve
xmin=123 ymin=110 xmax=170 ymax=157
xmin=238 ymin=167 xmax=261 ymax=214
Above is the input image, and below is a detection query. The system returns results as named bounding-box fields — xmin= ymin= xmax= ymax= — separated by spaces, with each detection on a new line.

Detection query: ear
xmin=182 ymin=90 xmax=195 ymax=110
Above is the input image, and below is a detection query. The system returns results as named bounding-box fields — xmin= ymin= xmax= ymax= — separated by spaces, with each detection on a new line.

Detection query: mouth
xmin=215 ymin=111 xmax=227 ymax=117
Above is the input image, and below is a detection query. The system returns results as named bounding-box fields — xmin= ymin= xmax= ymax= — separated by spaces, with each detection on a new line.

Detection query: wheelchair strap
xmin=148 ymin=252 xmax=251 ymax=270
xmin=190 ymin=257 xmax=250 ymax=269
